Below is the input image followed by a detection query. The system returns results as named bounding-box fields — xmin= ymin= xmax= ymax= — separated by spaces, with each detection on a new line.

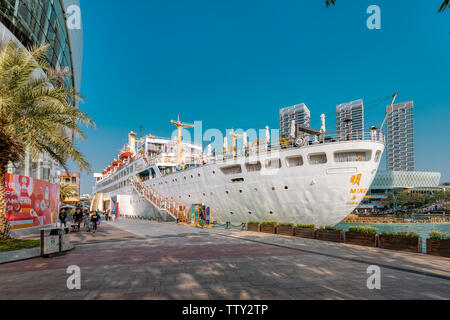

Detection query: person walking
xmin=59 ymin=208 xmax=67 ymax=228
xmin=90 ymin=210 xmax=100 ymax=233
xmin=73 ymin=209 xmax=83 ymax=232
xmin=199 ymin=208 xmax=205 ymax=229
xmin=105 ymin=210 xmax=109 ymax=222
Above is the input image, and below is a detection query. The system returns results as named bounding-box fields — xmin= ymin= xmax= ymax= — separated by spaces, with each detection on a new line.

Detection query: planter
xmin=378 ymin=235 xmax=421 ymax=253
xmin=345 ymin=232 xmax=377 ymax=247
xmin=247 ymin=223 xmax=260 ymax=232
xmin=277 ymin=226 xmax=294 ymax=236
xmin=261 ymin=224 xmax=276 ymax=234
xmin=316 ymin=229 xmax=343 ymax=243
xmin=295 ymin=228 xmax=317 ymax=239
xmin=427 ymin=239 xmax=450 ymax=258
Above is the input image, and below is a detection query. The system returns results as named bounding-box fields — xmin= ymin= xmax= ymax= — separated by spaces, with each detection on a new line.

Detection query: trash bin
xmin=40 ymin=227 xmax=73 ymax=257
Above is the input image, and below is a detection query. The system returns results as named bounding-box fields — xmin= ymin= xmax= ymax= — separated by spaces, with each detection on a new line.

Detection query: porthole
xmin=198 ymin=173 xmax=201 ymax=177
xmin=230 ymin=212 xmax=234 ymax=215
xmin=269 ymin=211 xmax=273 ymax=214
xmin=213 ymin=171 xmax=216 ymax=174
xmin=254 ymin=188 xmax=258 ymax=192
xmin=225 ymin=191 xmax=229 ymax=194
xmin=272 ymin=187 xmax=276 ymax=191
xmin=184 ymin=176 xmax=186 ymax=180
xmin=248 ymin=211 xmax=252 ymax=215
xmin=239 ymin=190 xmax=243 ymax=193
xmin=285 ymin=186 xmax=289 ymax=190
xmin=191 ymin=175 xmax=193 ymax=178
xmin=203 ymin=193 xmax=206 ymax=196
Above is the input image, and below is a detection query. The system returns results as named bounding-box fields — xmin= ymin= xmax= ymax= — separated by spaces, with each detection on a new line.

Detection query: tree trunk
xmin=0 ymin=164 xmax=11 ymax=240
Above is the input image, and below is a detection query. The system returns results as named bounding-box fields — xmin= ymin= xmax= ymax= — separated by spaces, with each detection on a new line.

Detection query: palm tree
xmin=326 ymin=0 xmax=449 ymax=12
xmin=59 ymin=184 xmax=77 ymax=203
xmin=0 ymin=41 xmax=95 ymax=239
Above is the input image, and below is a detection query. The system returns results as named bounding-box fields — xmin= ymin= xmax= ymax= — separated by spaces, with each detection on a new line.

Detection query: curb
xmin=0 ymin=247 xmax=41 ymax=265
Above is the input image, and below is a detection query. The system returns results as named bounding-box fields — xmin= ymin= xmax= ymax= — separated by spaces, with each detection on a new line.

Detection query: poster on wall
xmin=5 ymin=173 xmax=59 ymax=230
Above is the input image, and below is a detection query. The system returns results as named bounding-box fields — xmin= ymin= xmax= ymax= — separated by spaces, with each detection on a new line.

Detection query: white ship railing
xmin=139 ymin=128 xmax=384 ymax=167
xmin=128 ymin=176 xmax=184 ymax=220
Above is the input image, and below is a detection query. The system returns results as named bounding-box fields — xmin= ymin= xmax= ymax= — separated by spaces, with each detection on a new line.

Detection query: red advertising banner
xmin=5 ymin=173 xmax=59 ymax=230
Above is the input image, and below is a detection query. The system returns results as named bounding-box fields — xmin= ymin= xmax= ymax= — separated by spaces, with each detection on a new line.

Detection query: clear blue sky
xmin=74 ymin=0 xmax=450 ymax=194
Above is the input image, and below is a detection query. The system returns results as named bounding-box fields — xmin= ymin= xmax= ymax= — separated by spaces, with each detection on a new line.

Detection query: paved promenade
xmin=0 ymin=219 xmax=449 ymax=300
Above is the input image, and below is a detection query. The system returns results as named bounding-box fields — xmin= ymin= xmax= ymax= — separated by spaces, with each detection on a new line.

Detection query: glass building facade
xmin=385 ymin=101 xmax=414 ymax=172
xmin=336 ymin=99 xmax=365 ymax=140
xmin=0 ymin=0 xmax=77 ymax=90
xmin=279 ymin=103 xmax=311 ymax=138
xmin=0 ymin=0 xmax=83 ymax=184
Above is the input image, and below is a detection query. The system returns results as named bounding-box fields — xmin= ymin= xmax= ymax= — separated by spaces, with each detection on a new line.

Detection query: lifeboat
xmin=107 ymin=166 xmax=114 ymax=171
xmin=112 ymin=160 xmax=121 ymax=166
xmin=119 ymin=151 xmax=132 ymax=160
xmin=102 ymin=170 xmax=108 ymax=175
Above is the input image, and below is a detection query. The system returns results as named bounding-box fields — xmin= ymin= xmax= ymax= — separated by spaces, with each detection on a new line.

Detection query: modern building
xmin=385 ymin=101 xmax=414 ymax=172
xmin=336 ymin=99 xmax=364 ymax=140
xmin=60 ymin=171 xmax=81 ymax=205
xmin=356 ymin=170 xmax=442 ymax=212
xmin=279 ymin=103 xmax=311 ymax=138
xmin=1 ymin=0 xmax=83 ymax=184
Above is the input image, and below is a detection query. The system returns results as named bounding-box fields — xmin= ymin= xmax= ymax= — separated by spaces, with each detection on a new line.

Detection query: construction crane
xmin=229 ymin=129 xmax=243 ymax=158
xmin=171 ymin=116 xmax=194 ymax=165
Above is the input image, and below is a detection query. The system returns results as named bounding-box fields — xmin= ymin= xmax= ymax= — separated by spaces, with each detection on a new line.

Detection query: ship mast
xmin=171 ymin=115 xmax=194 ymax=165
xmin=229 ymin=129 xmax=243 ymax=158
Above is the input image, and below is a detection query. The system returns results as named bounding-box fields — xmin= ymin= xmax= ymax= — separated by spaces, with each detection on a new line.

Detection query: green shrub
xmin=247 ymin=221 xmax=260 ymax=225
xmin=296 ymin=224 xmax=316 ymax=229
xmin=278 ymin=223 xmax=294 ymax=227
xmin=381 ymin=231 xmax=420 ymax=238
xmin=348 ymin=226 xmax=378 ymax=235
xmin=321 ymin=226 xmax=343 ymax=231
xmin=429 ymin=231 xmax=450 ymax=240
xmin=262 ymin=221 xmax=277 ymax=226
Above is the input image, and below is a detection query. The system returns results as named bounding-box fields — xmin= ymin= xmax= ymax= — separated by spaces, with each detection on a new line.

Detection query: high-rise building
xmin=385 ymin=101 xmax=414 ymax=172
xmin=1 ymin=0 xmax=83 ymax=184
xmin=279 ymin=103 xmax=311 ymax=138
xmin=336 ymin=99 xmax=364 ymax=139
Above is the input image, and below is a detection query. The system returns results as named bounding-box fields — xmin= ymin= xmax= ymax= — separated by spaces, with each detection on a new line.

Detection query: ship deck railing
xmin=140 ymin=128 xmax=384 ymax=170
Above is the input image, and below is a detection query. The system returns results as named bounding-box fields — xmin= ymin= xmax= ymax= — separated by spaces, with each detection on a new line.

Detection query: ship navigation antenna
xmin=380 ymin=92 xmax=399 ymax=132
xmin=171 ymin=115 xmax=194 ymax=165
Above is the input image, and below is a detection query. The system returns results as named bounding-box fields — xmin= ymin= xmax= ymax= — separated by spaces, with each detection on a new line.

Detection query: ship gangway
xmin=128 ymin=176 xmax=186 ymax=221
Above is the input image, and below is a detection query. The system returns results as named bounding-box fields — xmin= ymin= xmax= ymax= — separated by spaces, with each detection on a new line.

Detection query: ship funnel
xmin=128 ymin=131 xmax=137 ymax=155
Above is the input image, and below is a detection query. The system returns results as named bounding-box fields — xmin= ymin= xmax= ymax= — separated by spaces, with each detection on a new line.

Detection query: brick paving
xmin=0 ymin=219 xmax=449 ymax=300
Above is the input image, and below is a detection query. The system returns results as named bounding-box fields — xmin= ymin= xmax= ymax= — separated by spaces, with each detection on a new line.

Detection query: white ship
xmin=91 ymin=116 xmax=386 ymax=227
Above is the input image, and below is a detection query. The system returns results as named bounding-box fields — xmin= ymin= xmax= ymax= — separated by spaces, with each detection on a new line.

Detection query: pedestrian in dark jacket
xmin=59 ymin=209 xmax=67 ymax=228
xmin=90 ymin=211 xmax=100 ymax=233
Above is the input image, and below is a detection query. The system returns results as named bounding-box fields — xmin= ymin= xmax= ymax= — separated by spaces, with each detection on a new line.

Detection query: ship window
xmin=309 ymin=153 xmax=327 ymax=165
xmin=231 ymin=178 xmax=244 ymax=183
xmin=265 ymin=158 xmax=282 ymax=169
xmin=286 ymin=155 xmax=304 ymax=167
xmin=334 ymin=150 xmax=371 ymax=162
xmin=374 ymin=150 xmax=382 ymax=163
xmin=220 ymin=164 xmax=242 ymax=175
xmin=245 ymin=161 xmax=262 ymax=172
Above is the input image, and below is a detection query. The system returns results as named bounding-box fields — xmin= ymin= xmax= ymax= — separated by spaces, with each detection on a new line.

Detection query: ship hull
xmin=146 ymin=140 xmax=385 ymax=226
